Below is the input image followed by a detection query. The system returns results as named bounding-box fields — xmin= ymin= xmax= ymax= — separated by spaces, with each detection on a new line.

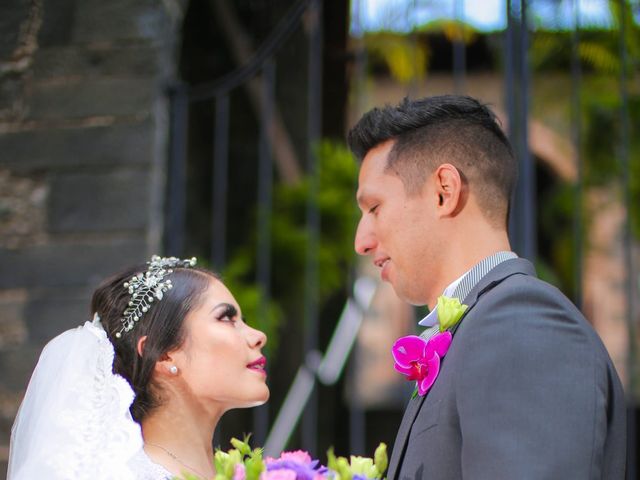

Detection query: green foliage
xmin=528 ymin=2 xmax=640 ymax=295
xmin=212 ymin=435 xmax=264 ymax=480
xmin=363 ymin=31 xmax=428 ymax=84
xmin=220 ymin=258 xmax=283 ymax=354
xmin=221 ymin=139 xmax=359 ymax=356
xmin=418 ymin=18 xmax=478 ymax=44
xmin=530 ymin=2 xmax=639 ymax=74
xmin=361 ymin=19 xmax=478 ymax=85
xmin=531 ymin=30 xmax=622 ymax=74
xmin=326 ymin=443 xmax=388 ymax=480
xmin=582 ymin=93 xmax=640 ymax=238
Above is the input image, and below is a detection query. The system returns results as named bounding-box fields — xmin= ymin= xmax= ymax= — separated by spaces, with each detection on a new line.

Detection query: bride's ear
xmin=136 ymin=336 xmax=147 ymax=357
xmin=138 ymin=337 xmax=178 ymax=376
xmin=155 ymin=351 xmax=179 ymax=376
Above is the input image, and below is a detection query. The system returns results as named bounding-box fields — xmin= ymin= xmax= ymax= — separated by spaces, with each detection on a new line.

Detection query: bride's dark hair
xmin=90 ymin=263 xmax=216 ymax=422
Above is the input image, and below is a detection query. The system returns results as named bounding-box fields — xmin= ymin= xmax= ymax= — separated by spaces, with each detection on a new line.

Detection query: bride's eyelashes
xmin=215 ymin=303 xmax=238 ymax=323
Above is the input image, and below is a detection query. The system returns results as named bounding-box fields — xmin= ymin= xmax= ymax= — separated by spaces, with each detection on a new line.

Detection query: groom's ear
xmin=433 ymin=163 xmax=465 ymax=217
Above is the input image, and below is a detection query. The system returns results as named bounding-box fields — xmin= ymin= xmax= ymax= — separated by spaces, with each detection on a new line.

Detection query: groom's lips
xmin=380 ymin=260 xmax=390 ymax=281
xmin=374 ymin=256 xmax=391 ymax=280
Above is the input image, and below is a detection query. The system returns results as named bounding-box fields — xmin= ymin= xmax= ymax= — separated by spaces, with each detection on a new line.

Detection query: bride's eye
xmin=216 ymin=304 xmax=238 ymax=323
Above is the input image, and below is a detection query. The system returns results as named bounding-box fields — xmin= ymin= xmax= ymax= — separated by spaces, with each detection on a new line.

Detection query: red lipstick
xmin=247 ymin=356 xmax=267 ymax=375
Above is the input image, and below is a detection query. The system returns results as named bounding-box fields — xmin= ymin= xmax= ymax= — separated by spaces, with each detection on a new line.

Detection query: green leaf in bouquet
xmin=231 ymin=450 xmax=243 ymax=463
xmin=327 ymin=447 xmax=339 ymax=473
xmin=213 ymin=449 xmax=241 ymax=478
xmin=244 ymin=454 xmax=266 ymax=480
xmin=336 ymin=456 xmax=353 ymax=480
xmin=214 ymin=450 xmax=230 ymax=476
xmin=230 ymin=436 xmax=252 ymax=457
xmin=176 ymin=473 xmax=202 ymax=480
xmin=349 ymin=456 xmax=378 ymax=478
xmin=251 ymin=447 xmax=263 ymax=457
xmin=373 ymin=443 xmax=388 ymax=477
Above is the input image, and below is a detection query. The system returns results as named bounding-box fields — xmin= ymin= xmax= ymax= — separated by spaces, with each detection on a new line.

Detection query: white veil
xmin=8 ymin=315 xmax=143 ymax=479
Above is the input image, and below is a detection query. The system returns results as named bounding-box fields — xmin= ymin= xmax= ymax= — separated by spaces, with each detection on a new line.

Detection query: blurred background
xmin=0 ymin=0 xmax=639 ymax=477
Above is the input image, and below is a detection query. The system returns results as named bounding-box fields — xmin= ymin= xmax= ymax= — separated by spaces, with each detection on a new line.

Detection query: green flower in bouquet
xmin=212 ymin=435 xmax=264 ymax=480
xmin=327 ymin=443 xmax=388 ymax=480
xmin=175 ymin=436 xmax=388 ymax=480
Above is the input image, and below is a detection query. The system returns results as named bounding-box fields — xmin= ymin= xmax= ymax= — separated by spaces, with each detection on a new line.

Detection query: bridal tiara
xmin=115 ymin=255 xmax=197 ymax=339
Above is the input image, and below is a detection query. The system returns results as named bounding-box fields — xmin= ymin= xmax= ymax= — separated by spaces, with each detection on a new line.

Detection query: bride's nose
xmin=247 ymin=327 xmax=267 ymax=349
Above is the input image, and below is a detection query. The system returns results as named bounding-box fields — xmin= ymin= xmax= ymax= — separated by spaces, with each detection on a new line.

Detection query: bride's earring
xmin=169 ymin=365 xmax=178 ymax=375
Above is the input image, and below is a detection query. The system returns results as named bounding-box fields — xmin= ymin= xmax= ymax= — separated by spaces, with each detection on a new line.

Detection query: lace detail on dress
xmin=8 ymin=320 xmax=144 ymax=479
xmin=45 ymin=321 xmax=143 ymax=478
xmin=128 ymin=449 xmax=174 ymax=480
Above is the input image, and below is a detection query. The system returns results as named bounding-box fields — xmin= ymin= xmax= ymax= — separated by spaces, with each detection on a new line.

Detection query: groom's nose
xmin=355 ymin=217 xmax=376 ymax=256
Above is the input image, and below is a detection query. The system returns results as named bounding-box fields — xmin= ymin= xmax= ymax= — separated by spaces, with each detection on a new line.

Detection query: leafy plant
xmin=221 ymin=140 xmax=359 ymax=356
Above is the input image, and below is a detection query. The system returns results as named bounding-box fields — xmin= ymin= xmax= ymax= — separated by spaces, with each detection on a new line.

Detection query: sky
xmin=350 ymin=0 xmax=620 ymax=33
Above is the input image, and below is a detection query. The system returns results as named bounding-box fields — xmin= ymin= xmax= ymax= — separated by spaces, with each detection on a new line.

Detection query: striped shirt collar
xmin=418 ymin=250 xmax=518 ymax=328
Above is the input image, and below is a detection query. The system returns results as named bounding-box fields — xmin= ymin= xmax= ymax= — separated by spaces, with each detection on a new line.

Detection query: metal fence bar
xmin=166 ymin=84 xmax=188 ymax=256
xmin=570 ymin=0 xmax=583 ymax=309
xmin=618 ymin=1 xmax=637 ymax=477
xmin=302 ymin=0 xmax=323 ymax=455
xmin=453 ymin=0 xmax=466 ymax=93
xmin=518 ymin=0 xmax=535 ymax=262
xmin=350 ymin=0 xmax=367 ymax=455
xmin=505 ymin=0 xmax=518 ymax=246
xmin=189 ymin=0 xmax=312 ymax=102
xmin=254 ymin=60 xmax=276 ymax=445
xmin=264 ymin=277 xmax=377 ymax=457
xmin=212 ymin=94 xmax=230 ymax=270
xmin=408 ymin=0 xmax=419 ymax=97
xmin=506 ymin=0 xmax=535 ymax=262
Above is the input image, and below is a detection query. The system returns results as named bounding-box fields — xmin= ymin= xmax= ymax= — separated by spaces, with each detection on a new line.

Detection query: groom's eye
xmin=369 ymin=204 xmax=379 ymax=214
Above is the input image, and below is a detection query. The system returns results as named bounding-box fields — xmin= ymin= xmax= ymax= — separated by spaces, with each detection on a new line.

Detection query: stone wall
xmin=0 ymin=0 xmax=181 ymax=473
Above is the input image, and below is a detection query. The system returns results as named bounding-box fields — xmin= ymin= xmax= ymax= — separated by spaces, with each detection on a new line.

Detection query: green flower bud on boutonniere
xmin=437 ymin=295 xmax=468 ymax=332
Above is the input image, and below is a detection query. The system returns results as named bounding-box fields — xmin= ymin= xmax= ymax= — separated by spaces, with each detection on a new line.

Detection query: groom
xmin=348 ymin=95 xmax=626 ymax=478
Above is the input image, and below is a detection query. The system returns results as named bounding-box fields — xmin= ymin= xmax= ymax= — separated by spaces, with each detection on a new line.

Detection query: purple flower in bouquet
xmin=234 ymin=463 xmax=246 ymax=480
xmin=265 ymin=450 xmax=327 ymax=480
xmin=261 ymin=470 xmax=297 ymax=480
xmin=392 ymin=332 xmax=452 ymax=396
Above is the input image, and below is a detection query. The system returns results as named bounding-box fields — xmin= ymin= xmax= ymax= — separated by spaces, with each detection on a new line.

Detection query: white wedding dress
xmin=8 ymin=317 xmax=173 ymax=480
xmin=128 ymin=450 xmax=173 ymax=479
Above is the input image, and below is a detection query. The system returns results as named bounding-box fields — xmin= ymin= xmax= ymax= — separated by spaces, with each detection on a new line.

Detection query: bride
xmin=8 ymin=255 xmax=269 ymax=479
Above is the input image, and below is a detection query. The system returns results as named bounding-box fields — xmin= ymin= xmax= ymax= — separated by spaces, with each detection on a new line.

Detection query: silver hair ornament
xmin=115 ymin=255 xmax=197 ymax=339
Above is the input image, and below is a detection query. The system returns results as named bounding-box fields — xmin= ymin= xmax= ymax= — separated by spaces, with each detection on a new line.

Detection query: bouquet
xmin=205 ymin=436 xmax=388 ymax=480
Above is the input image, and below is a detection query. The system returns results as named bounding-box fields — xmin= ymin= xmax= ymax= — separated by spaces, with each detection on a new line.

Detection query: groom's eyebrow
xmin=356 ymin=190 xmax=368 ymax=209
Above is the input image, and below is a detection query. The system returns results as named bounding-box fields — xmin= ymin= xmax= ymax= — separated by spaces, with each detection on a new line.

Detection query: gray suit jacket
xmin=387 ymin=258 xmax=626 ymax=479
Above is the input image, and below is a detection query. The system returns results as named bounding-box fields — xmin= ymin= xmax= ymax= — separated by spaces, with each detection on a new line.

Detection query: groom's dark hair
xmin=347 ymin=95 xmax=517 ymax=228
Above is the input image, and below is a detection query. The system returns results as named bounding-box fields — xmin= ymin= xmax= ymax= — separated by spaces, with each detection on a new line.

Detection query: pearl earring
xmin=169 ymin=365 xmax=178 ymax=375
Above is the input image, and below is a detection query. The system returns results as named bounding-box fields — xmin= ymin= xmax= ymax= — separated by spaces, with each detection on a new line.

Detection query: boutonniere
xmin=436 ymin=295 xmax=468 ymax=332
xmin=392 ymin=296 xmax=468 ymax=398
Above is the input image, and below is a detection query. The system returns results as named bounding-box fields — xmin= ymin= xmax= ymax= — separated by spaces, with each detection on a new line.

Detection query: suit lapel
xmin=387 ymin=392 xmax=427 ymax=478
xmin=386 ymin=258 xmax=536 ymax=479
xmin=387 ymin=291 xmax=484 ymax=479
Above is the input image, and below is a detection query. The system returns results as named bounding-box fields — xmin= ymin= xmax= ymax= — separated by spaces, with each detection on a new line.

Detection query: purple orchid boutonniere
xmin=392 ymin=295 xmax=468 ymax=397
xmin=392 ymin=332 xmax=452 ymax=397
